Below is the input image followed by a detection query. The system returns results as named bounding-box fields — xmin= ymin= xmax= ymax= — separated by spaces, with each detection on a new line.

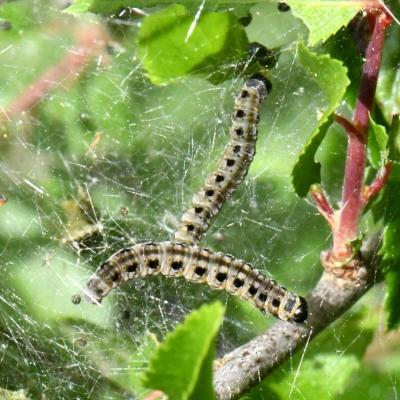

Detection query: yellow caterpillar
xmin=174 ymin=75 xmax=271 ymax=244
xmin=83 ymin=75 xmax=308 ymax=323
xmin=85 ymin=241 xmax=307 ymax=322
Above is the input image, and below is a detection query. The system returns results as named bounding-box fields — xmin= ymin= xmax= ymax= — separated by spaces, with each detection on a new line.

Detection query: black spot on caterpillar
xmin=84 ymin=241 xmax=307 ymax=323
xmin=61 ymin=224 xmax=103 ymax=248
xmin=174 ymin=75 xmax=272 ymax=245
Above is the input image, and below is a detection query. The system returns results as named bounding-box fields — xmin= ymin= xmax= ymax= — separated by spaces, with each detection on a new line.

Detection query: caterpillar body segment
xmin=174 ymin=75 xmax=272 ymax=245
xmin=85 ymin=241 xmax=307 ymax=323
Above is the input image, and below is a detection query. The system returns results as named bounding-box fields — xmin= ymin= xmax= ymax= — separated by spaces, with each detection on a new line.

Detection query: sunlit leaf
xmin=368 ymin=116 xmax=388 ymax=169
xmin=292 ymin=42 xmax=349 ymax=197
xmin=64 ymin=0 xmax=93 ymax=14
xmin=1 ymin=0 xmax=400 ymax=397
xmin=11 ymin=248 xmax=114 ymax=326
xmin=377 ymin=24 xmax=400 ymax=123
xmin=385 ymin=270 xmax=400 ymax=331
xmin=143 ymin=302 xmax=225 ymax=400
xmin=388 ymin=115 xmax=400 ymax=161
xmin=375 ymin=159 xmax=400 ymax=330
xmin=137 ymin=4 xmax=248 ymax=84
xmin=65 ymin=0 xmax=259 ymax=15
xmin=246 ymin=2 xmax=306 ymax=49
xmin=286 ymin=0 xmax=362 ymax=46
xmin=245 ymin=310 xmax=376 ymax=399
xmin=0 ymin=202 xmax=42 ymax=239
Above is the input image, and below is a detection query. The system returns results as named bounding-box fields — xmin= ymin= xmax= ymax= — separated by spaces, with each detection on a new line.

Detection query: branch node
xmin=310 ymin=184 xmax=336 ymax=229
xmin=365 ymin=3 xmax=394 ymax=29
xmin=322 ymin=232 xmax=367 ymax=280
xmin=335 ymin=114 xmax=364 ymax=140
xmin=321 ymin=250 xmax=366 ymax=280
xmin=363 ymin=161 xmax=392 ymax=203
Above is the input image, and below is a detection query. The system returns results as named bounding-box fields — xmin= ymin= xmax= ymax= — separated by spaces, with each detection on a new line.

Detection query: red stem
xmin=333 ymin=9 xmax=392 ymax=257
xmin=363 ymin=161 xmax=392 ymax=203
xmin=310 ymin=185 xmax=335 ymax=228
xmin=335 ymin=114 xmax=363 ymax=139
xmin=0 ymin=25 xmax=108 ymax=123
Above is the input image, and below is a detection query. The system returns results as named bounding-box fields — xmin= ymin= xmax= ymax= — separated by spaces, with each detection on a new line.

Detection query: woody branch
xmin=214 ymin=5 xmax=392 ymax=399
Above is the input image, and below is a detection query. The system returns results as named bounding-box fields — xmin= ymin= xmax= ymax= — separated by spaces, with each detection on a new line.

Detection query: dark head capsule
xmin=290 ymin=296 xmax=308 ymax=323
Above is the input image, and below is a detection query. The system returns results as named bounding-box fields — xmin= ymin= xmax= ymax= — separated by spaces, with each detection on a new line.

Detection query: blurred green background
xmin=0 ymin=1 xmax=399 ymax=399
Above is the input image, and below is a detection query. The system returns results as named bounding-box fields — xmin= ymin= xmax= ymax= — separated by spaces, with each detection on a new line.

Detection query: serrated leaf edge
xmin=142 ymin=302 xmax=224 ymax=400
xmin=291 ymin=43 xmax=349 ymax=197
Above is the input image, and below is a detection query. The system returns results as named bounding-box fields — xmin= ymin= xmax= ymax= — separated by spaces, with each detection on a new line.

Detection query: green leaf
xmin=385 ymin=270 xmax=400 ymax=331
xmin=272 ymin=354 xmax=360 ymax=399
xmin=0 ymin=0 xmax=46 ymax=36
xmin=287 ymin=0 xmax=362 ymax=46
xmin=298 ymin=43 xmax=349 ymax=118
xmin=65 ymin=1 xmax=257 ymax=15
xmin=246 ymin=310 xmax=375 ymax=400
xmin=142 ymin=302 xmax=225 ymax=400
xmin=64 ymin=0 xmax=169 ymax=14
xmin=339 ymin=361 xmax=400 ymax=400
xmin=0 ymin=202 xmax=42 ymax=239
xmin=128 ymin=334 xmax=160 ymax=394
xmin=0 ymin=9 xmax=69 ymax=105
xmin=74 ymin=327 xmax=159 ymax=394
xmin=388 ymin=114 xmax=400 ymax=162
xmin=64 ymin=0 xmax=92 ymax=14
xmin=292 ymin=115 xmax=333 ymax=197
xmin=382 ymin=208 xmax=400 ymax=262
xmin=291 ymin=42 xmax=349 ymax=197
xmin=246 ymin=2 xmax=306 ymax=49
xmin=375 ymin=161 xmax=400 ymax=330
xmin=376 ymin=23 xmax=400 ymax=123
xmin=137 ymin=4 xmax=248 ymax=84
xmin=368 ymin=116 xmax=388 ymax=169
xmin=10 ymin=248 xmax=114 ymax=327
xmin=375 ymin=159 xmax=400 ymax=252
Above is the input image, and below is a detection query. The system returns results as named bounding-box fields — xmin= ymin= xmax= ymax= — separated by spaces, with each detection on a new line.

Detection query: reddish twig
xmin=334 ymin=8 xmax=392 ymax=257
xmin=363 ymin=161 xmax=393 ymax=203
xmin=310 ymin=184 xmax=336 ymax=229
xmin=0 ymin=24 xmax=109 ymax=123
xmin=312 ymin=5 xmax=393 ymax=275
xmin=335 ymin=114 xmax=364 ymax=139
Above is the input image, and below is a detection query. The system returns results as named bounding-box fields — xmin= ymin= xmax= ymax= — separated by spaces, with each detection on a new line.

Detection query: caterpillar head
xmin=84 ymin=274 xmax=112 ymax=304
xmin=288 ymin=296 xmax=308 ymax=323
xmin=275 ymin=294 xmax=308 ymax=323
xmin=247 ymin=74 xmax=272 ymax=99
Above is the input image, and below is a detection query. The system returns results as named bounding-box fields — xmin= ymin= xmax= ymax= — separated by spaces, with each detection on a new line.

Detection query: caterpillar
xmin=61 ymin=187 xmax=103 ymax=248
xmin=85 ymin=241 xmax=307 ymax=322
xmin=61 ymin=223 xmax=104 ymax=248
xmin=174 ymin=74 xmax=271 ymax=245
